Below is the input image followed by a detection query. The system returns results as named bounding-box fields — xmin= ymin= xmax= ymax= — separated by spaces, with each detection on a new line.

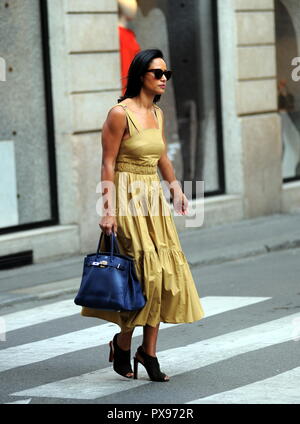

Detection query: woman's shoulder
xmin=154 ymin=104 xmax=164 ymax=120
xmin=107 ymin=102 xmax=127 ymax=115
xmin=154 ymin=103 xmax=164 ymax=116
xmin=105 ymin=103 xmax=127 ymax=127
xmin=109 ymin=100 xmax=162 ymax=114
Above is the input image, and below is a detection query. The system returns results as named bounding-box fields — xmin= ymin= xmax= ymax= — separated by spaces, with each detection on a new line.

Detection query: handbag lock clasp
xmin=99 ymin=260 xmax=108 ymax=268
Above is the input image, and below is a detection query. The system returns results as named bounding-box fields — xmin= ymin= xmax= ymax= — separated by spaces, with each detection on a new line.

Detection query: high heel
xmin=108 ymin=333 xmax=133 ymax=378
xmin=133 ymin=345 xmax=170 ymax=382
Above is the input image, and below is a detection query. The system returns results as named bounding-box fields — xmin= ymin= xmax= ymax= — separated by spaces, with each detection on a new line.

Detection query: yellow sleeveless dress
xmin=81 ymin=101 xmax=205 ymax=332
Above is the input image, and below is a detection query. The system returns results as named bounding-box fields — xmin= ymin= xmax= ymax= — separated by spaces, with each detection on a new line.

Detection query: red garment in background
xmin=118 ymin=26 xmax=141 ymax=95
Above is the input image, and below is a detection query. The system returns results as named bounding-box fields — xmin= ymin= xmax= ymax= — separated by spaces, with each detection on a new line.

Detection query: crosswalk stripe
xmin=1 ymin=299 xmax=79 ymax=333
xmin=11 ymin=307 xmax=298 ymax=401
xmin=4 ymin=399 xmax=32 ymax=404
xmin=1 ymin=295 xmax=268 ymax=334
xmin=185 ymin=366 xmax=300 ymax=404
xmin=0 ymin=296 xmax=268 ymax=373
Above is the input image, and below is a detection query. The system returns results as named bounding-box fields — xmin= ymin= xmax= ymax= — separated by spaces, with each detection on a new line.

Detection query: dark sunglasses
xmin=145 ymin=68 xmax=172 ymax=80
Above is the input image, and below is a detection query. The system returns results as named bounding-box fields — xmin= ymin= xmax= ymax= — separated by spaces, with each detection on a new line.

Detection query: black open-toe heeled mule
xmin=108 ymin=333 xmax=133 ymax=378
xmin=133 ymin=345 xmax=170 ymax=382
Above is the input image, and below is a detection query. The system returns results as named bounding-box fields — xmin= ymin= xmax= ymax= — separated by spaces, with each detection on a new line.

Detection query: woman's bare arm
xmin=100 ymin=106 xmax=126 ymax=216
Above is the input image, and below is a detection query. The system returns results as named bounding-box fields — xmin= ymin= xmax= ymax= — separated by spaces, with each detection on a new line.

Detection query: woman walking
xmin=81 ymin=49 xmax=205 ymax=382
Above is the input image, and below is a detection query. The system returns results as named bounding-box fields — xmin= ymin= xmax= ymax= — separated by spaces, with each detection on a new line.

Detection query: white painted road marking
xmin=1 ymin=295 xmax=268 ymax=334
xmin=1 ymin=299 xmax=80 ymax=333
xmin=186 ymin=366 xmax=300 ymax=404
xmin=4 ymin=398 xmax=32 ymax=404
xmin=0 ymin=297 xmax=269 ymax=373
xmin=11 ymin=308 xmax=298 ymax=401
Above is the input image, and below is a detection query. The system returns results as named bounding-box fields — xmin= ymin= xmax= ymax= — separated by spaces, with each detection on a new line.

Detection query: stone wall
xmin=219 ymin=0 xmax=282 ymax=220
xmin=49 ymin=0 xmax=121 ymax=253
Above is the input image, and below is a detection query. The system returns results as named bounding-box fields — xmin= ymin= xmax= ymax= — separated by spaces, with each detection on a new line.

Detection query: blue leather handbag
xmin=74 ymin=232 xmax=146 ymax=311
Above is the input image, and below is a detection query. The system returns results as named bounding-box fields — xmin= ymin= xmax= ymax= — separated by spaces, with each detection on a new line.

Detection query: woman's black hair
xmin=117 ymin=48 xmax=165 ymax=104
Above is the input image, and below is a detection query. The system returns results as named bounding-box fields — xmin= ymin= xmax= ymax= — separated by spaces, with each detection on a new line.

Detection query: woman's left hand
xmin=173 ymin=191 xmax=189 ymax=215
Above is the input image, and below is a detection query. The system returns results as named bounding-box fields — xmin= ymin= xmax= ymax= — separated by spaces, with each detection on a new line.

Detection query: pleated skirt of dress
xmin=81 ymin=169 xmax=205 ymax=332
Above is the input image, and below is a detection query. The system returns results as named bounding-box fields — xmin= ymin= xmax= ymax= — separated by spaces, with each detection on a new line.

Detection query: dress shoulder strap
xmin=111 ymin=102 xmax=141 ymax=137
xmin=153 ymin=104 xmax=163 ymax=130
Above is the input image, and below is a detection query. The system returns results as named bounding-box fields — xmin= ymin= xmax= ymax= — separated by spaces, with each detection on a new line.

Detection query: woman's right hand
xmin=99 ymin=215 xmax=118 ymax=236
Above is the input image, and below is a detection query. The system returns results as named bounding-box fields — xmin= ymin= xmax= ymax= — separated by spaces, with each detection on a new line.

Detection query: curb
xmin=187 ymin=239 xmax=300 ymax=267
xmin=0 ymin=287 xmax=78 ymax=308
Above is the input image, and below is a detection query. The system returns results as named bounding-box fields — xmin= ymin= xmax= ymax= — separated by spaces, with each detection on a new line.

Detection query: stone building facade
xmin=0 ymin=0 xmax=299 ymax=265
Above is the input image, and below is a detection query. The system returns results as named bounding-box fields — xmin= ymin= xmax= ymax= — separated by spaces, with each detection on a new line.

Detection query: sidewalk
xmin=0 ymin=211 xmax=299 ymax=307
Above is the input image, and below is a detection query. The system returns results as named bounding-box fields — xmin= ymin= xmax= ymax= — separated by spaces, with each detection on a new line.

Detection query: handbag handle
xmin=96 ymin=232 xmax=121 ymax=260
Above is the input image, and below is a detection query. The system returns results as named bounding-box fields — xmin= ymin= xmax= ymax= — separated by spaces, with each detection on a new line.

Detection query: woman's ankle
xmin=117 ymin=332 xmax=132 ymax=350
xmin=140 ymin=344 xmax=157 ymax=357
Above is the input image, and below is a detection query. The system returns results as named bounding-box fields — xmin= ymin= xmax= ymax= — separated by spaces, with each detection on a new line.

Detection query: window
xmin=0 ymin=0 xmax=58 ymax=233
xmin=275 ymin=0 xmax=300 ymax=182
xmin=124 ymin=0 xmax=224 ymax=198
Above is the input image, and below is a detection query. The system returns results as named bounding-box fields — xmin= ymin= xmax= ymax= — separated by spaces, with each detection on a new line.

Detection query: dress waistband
xmin=115 ymin=161 xmax=157 ymax=175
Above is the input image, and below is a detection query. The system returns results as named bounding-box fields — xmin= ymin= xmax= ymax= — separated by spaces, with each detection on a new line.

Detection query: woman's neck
xmin=131 ymin=93 xmax=155 ymax=111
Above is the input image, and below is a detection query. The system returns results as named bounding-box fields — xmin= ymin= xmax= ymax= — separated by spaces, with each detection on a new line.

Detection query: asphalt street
xmin=0 ymin=243 xmax=300 ymax=404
